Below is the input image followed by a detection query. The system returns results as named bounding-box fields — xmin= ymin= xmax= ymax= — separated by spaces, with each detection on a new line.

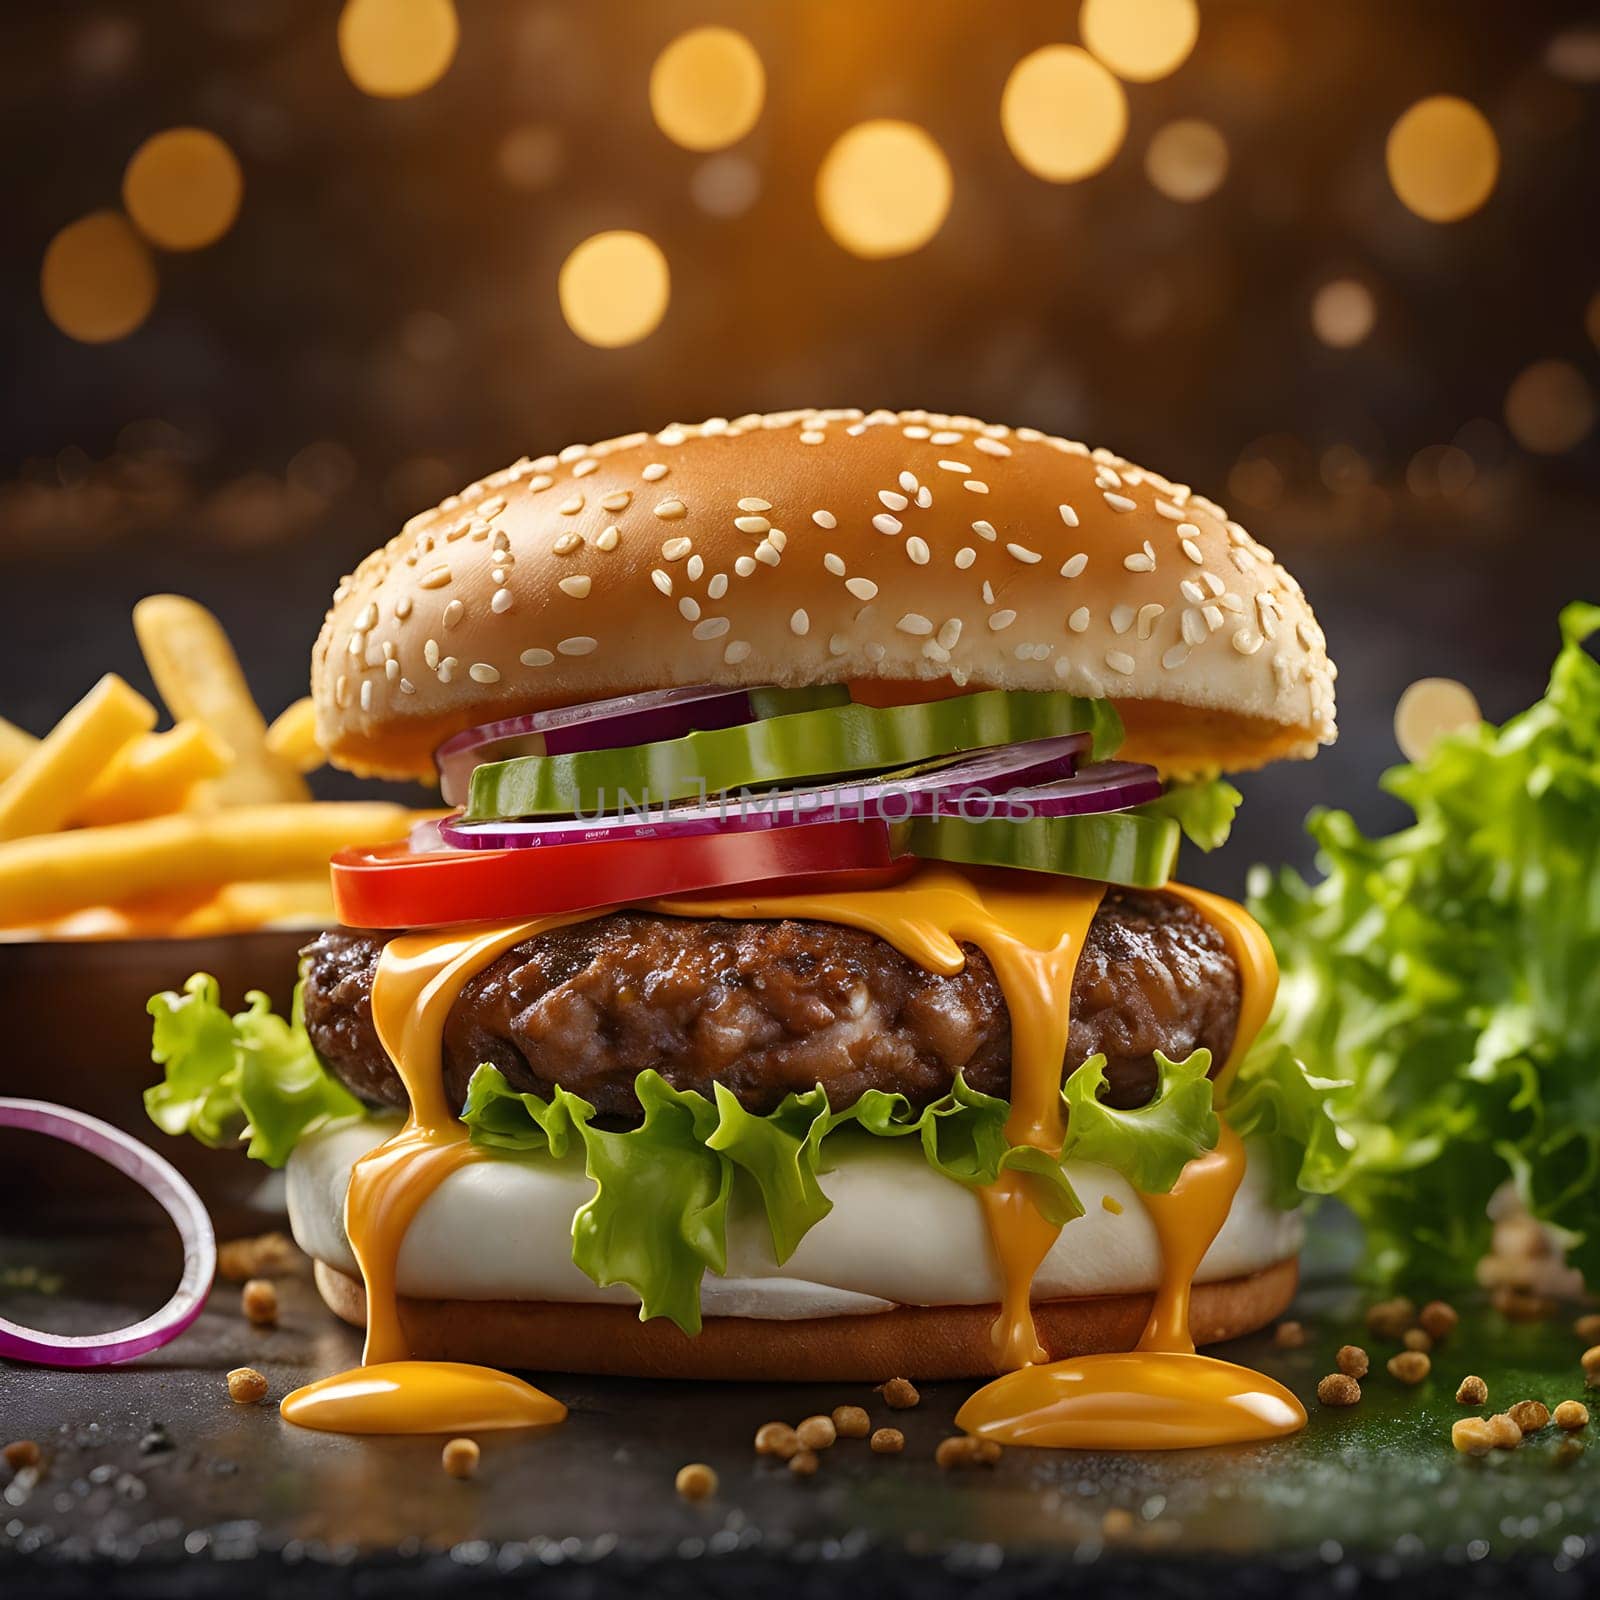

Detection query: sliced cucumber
xmin=467 ymin=691 xmax=1125 ymax=820
xmin=904 ymin=809 xmax=1180 ymax=889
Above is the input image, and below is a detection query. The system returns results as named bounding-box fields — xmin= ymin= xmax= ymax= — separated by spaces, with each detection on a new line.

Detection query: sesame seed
xmin=491 ymin=588 xmax=514 ymax=614
xmin=1124 ymin=544 xmax=1156 ymax=573
xmin=693 ymin=617 xmax=731 ymax=641
xmin=654 ymin=498 xmax=687 ymax=520
xmin=880 ymin=490 xmax=909 ymax=513
xmin=824 ymin=553 xmax=847 ymax=576
xmin=443 ymin=599 xmax=464 ymax=628
xmin=558 ymin=575 xmax=591 ymax=599
xmin=812 ymin=509 xmax=837 ymax=530
xmin=735 ymin=515 xmax=770 ymax=534
xmin=898 ymin=470 xmax=919 ymax=493
xmin=931 ymin=430 xmax=963 ymax=445
xmin=734 ymin=555 xmax=756 ymax=577
xmin=903 ymin=425 xmax=930 ymax=439
xmin=678 ymin=597 xmax=701 ymax=622
xmin=1058 ymin=504 xmax=1080 ymax=528
xmin=767 ymin=528 xmax=787 ymax=551
xmin=419 ymin=565 xmax=452 ymax=589
xmin=707 ymin=573 xmax=728 ymax=599
xmin=1232 ymin=628 xmax=1263 ymax=655
xmin=385 ymin=658 xmax=399 ymax=681
xmin=938 ymin=618 xmax=963 ymax=649
xmin=923 ymin=641 xmax=951 ymax=664
xmin=1060 ymin=553 xmax=1088 ymax=578
xmin=600 ymin=491 xmax=630 ymax=512
xmin=436 ymin=657 xmax=456 ymax=684
xmin=1111 ymin=605 xmax=1135 ymax=635
xmin=982 ymin=581 xmax=995 ymax=604
xmin=1103 ymin=492 xmax=1137 ymax=513
xmin=1068 ymin=607 xmax=1090 ymax=633
xmin=661 ymin=537 xmax=692 ymax=560
xmin=829 ymin=633 xmax=849 ymax=654
xmin=938 ymin=459 xmax=972 ymax=474
xmin=1095 ymin=469 xmax=1122 ymax=490
xmin=724 ymin=640 xmax=752 ymax=664
xmin=1202 ymin=570 xmax=1225 ymax=596
xmin=557 ymin=636 xmax=597 ymax=656
xmin=1006 ymin=543 xmax=1041 ymax=564
xmin=955 ymin=546 xmax=976 ymax=569
xmin=1182 ymin=538 xmax=1204 ymax=564
xmin=1155 ymin=500 xmax=1184 ymax=520
xmin=558 ymin=495 xmax=584 ymax=515
xmin=790 ymin=609 xmax=810 ymax=636
xmin=571 ymin=460 xmax=598 ymax=479
xmin=738 ymin=497 xmax=772 ymax=512
xmin=1181 ymin=579 xmax=1206 ymax=604
xmin=897 ymin=613 xmax=934 ymax=636
xmin=972 ymin=520 xmax=997 ymax=541
xmin=553 ymin=532 xmax=582 ymax=556
xmin=651 ymin=569 xmax=672 ymax=596
xmin=399 ymin=677 xmax=415 ymax=693
xmin=1106 ymin=651 xmax=1137 ymax=675
xmin=1203 ymin=604 xmax=1225 ymax=631
xmin=394 ymin=596 xmax=413 ymax=620
xmin=906 ymin=536 xmax=930 ymax=565
xmin=873 ymin=514 xmax=903 ymax=536
xmin=963 ymin=480 xmax=989 ymax=495
xmin=642 ymin=463 xmax=668 ymax=481
xmin=1137 ymin=603 xmax=1164 ymax=640
xmin=754 ymin=541 xmax=780 ymax=566
xmin=1177 ymin=521 xmax=1202 ymax=542
xmin=915 ymin=485 xmax=932 ymax=508
xmin=355 ymin=602 xmax=378 ymax=631
xmin=800 ymin=430 xmax=825 ymax=444
xmin=479 ymin=494 xmax=508 ymax=516
xmin=988 ymin=610 xmax=1017 ymax=631
xmin=974 ymin=436 xmax=1010 ymax=457
xmin=469 ymin=663 xmax=500 ymax=684
xmin=520 ymin=648 xmax=554 ymax=667
xmin=528 ymin=474 xmax=553 ymax=492
xmin=424 ymin=639 xmax=440 ymax=669
xmin=1182 ymin=609 xmax=1206 ymax=645
xmin=359 ymin=679 xmax=373 ymax=713
xmin=1161 ymin=644 xmax=1189 ymax=670
xmin=845 ymin=577 xmax=879 ymax=601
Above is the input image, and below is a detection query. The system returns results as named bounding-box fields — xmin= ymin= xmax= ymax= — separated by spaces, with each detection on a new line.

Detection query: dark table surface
xmin=3 ymin=1201 xmax=1598 ymax=1600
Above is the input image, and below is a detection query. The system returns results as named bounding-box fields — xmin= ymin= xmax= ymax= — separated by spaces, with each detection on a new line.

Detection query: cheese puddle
xmin=281 ymin=863 xmax=1300 ymax=1449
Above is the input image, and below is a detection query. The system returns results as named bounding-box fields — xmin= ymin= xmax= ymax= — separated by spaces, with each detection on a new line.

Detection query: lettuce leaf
xmin=1062 ymin=1051 xmax=1219 ymax=1193
xmin=1135 ymin=778 xmax=1244 ymax=851
xmin=1248 ymin=602 xmax=1600 ymax=1283
xmin=145 ymin=973 xmax=361 ymax=1167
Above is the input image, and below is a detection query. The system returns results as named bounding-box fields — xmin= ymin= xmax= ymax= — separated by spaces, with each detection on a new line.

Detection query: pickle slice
xmin=467 ymin=691 xmax=1125 ymax=820
xmin=903 ymin=807 xmax=1180 ymax=889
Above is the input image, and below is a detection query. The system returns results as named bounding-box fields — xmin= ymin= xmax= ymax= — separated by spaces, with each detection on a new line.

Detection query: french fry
xmin=172 ymin=876 xmax=337 ymax=935
xmin=0 ymin=802 xmax=415 ymax=926
xmin=133 ymin=595 xmax=310 ymax=806
xmin=0 ymin=716 xmax=39 ymax=783
xmin=265 ymin=697 xmax=326 ymax=775
xmin=0 ymin=675 xmax=156 ymax=844
xmin=74 ymin=722 xmax=233 ymax=827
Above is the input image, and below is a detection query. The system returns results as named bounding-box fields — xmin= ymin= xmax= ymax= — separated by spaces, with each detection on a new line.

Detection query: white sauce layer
xmin=287 ymin=1119 xmax=1303 ymax=1321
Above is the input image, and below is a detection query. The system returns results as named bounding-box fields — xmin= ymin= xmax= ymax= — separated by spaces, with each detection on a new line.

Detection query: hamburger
xmin=147 ymin=408 xmax=1338 ymax=1384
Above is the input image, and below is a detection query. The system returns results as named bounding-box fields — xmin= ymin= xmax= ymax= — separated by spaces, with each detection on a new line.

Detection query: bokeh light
xmin=338 ymin=0 xmax=459 ymax=99
xmin=1385 ymin=95 xmax=1499 ymax=222
xmin=1144 ymin=119 xmax=1229 ymax=201
xmin=691 ymin=154 xmax=762 ymax=219
xmin=122 ymin=128 xmax=243 ymax=251
xmin=1001 ymin=46 xmax=1127 ymax=183
xmin=1503 ymin=359 xmax=1595 ymax=454
xmin=816 ymin=120 xmax=952 ymax=259
xmin=558 ymin=230 xmax=670 ymax=348
xmin=1081 ymin=0 xmax=1200 ymax=83
xmin=40 ymin=211 xmax=158 ymax=343
xmin=1394 ymin=677 xmax=1481 ymax=764
xmin=1311 ymin=278 xmax=1376 ymax=348
xmin=497 ymin=124 xmax=565 ymax=191
xmin=649 ymin=26 xmax=765 ymax=152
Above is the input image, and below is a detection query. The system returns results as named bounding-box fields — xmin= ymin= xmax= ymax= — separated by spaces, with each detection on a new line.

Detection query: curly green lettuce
xmin=1248 ymin=602 xmax=1600 ymax=1284
xmin=145 ymin=973 xmax=362 ymax=1166
xmin=1136 ymin=778 xmax=1244 ymax=852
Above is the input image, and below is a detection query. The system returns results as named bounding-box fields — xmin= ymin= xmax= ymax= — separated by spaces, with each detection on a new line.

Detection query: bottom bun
xmin=313 ymin=1256 xmax=1298 ymax=1382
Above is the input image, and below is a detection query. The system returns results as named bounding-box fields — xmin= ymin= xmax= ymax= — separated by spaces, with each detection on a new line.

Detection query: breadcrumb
xmin=1455 ymin=1375 xmax=1488 ymax=1406
xmin=1336 ymin=1345 xmax=1369 ymax=1378
xmin=1486 ymin=1413 xmax=1523 ymax=1450
xmin=1452 ymin=1418 xmax=1494 ymax=1456
xmin=1418 ymin=1300 xmax=1459 ymax=1341
xmin=831 ymin=1405 xmax=871 ymax=1439
xmin=879 ymin=1377 xmax=920 ymax=1409
xmin=1317 ymin=1373 xmax=1361 ymax=1407
xmin=226 ymin=1367 xmax=267 ymax=1405
xmin=796 ymin=1415 xmax=837 ymax=1451
xmin=869 ymin=1428 xmax=904 ymax=1454
xmin=1553 ymin=1400 xmax=1588 ymax=1431
xmin=1388 ymin=1350 xmax=1431 ymax=1385
xmin=442 ymin=1438 xmax=479 ymax=1479
xmin=1507 ymin=1400 xmax=1550 ymax=1434
xmin=1272 ymin=1321 xmax=1307 ymax=1350
xmin=675 ymin=1462 xmax=716 ymax=1501
xmin=754 ymin=1421 xmax=799 ymax=1459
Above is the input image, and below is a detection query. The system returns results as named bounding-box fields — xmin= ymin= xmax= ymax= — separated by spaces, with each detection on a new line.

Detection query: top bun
xmin=314 ymin=409 xmax=1336 ymax=783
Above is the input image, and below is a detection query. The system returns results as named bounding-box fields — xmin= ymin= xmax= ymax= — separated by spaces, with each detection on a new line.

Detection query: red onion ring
xmin=0 ymin=1099 xmax=216 ymax=1367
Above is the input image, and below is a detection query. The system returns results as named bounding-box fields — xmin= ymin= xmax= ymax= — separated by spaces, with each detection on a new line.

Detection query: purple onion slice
xmin=0 ymin=1099 xmax=216 ymax=1367
xmin=437 ymin=737 xmax=1160 ymax=852
xmin=434 ymin=684 xmax=846 ymax=805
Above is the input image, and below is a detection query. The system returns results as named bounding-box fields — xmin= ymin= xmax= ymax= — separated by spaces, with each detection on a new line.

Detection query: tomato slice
xmin=330 ymin=816 xmax=911 ymax=929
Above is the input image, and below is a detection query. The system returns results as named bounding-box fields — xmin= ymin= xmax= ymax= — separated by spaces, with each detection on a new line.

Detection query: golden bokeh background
xmin=4 ymin=0 xmax=1599 ymax=886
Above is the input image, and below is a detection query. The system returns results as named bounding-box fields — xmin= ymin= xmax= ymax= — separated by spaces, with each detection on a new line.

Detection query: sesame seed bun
xmin=311 ymin=1257 xmax=1298 ymax=1381
xmin=313 ymin=409 xmax=1336 ymax=783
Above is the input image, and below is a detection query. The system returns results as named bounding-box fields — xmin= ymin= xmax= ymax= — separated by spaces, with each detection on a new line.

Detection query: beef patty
xmin=299 ymin=889 xmax=1240 ymax=1123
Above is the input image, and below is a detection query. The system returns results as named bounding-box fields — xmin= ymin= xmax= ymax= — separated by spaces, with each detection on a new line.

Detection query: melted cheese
xmin=281 ymin=861 xmax=1301 ymax=1449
